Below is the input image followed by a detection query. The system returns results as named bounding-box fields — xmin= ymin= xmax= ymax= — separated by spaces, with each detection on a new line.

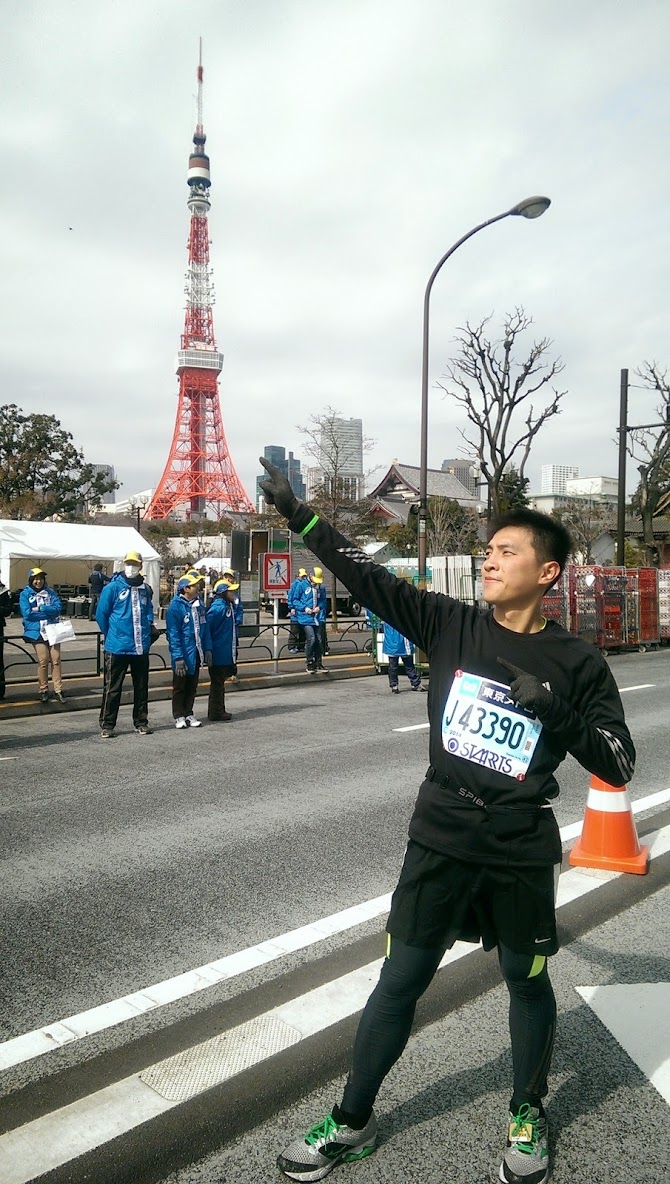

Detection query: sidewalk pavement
xmin=0 ymin=618 xmax=377 ymax=720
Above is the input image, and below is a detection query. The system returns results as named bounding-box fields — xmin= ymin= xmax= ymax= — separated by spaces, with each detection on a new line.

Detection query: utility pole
xmin=616 ymin=368 xmax=628 ymax=566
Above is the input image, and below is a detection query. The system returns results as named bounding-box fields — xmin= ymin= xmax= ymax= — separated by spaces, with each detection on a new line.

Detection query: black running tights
xmin=341 ymin=937 xmax=556 ymax=1115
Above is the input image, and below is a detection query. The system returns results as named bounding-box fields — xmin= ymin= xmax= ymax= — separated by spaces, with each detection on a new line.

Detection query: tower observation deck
xmin=145 ymin=43 xmax=254 ymax=521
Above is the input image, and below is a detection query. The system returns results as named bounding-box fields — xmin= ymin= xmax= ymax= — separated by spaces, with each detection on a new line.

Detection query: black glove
xmin=258 ymin=457 xmax=300 ymax=520
xmin=497 ymin=658 xmax=554 ymax=717
xmin=204 ymin=650 xmax=212 ymax=667
xmin=149 ymin=623 xmax=160 ymax=646
xmin=175 ymin=658 xmax=187 ymax=678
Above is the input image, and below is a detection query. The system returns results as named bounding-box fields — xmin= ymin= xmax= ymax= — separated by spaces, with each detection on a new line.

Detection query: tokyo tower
xmin=145 ymin=43 xmax=254 ymax=520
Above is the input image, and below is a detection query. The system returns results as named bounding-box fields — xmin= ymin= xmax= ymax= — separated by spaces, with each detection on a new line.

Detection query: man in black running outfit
xmin=259 ymin=458 xmax=635 ymax=1184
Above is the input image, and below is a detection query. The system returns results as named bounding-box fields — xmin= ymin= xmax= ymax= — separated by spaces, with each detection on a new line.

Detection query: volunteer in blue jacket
xmin=294 ymin=568 xmax=327 ymax=673
xmin=166 ymin=573 xmax=212 ymax=729
xmin=287 ymin=567 xmax=308 ymax=654
xmin=206 ymin=578 xmax=238 ymax=721
xmin=20 ymin=568 xmax=64 ymax=703
xmin=382 ymin=620 xmax=425 ymax=694
xmin=96 ymin=550 xmax=156 ymax=739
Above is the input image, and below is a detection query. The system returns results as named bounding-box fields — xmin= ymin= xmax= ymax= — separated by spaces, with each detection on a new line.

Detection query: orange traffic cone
xmin=569 ymin=774 xmax=649 ymax=874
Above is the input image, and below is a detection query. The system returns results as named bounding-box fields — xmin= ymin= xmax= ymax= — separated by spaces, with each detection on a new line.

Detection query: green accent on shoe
xmin=342 ymin=1146 xmax=375 ymax=1163
xmin=300 ymin=514 xmax=320 ymax=537
xmin=305 ymin=1114 xmax=338 ymax=1148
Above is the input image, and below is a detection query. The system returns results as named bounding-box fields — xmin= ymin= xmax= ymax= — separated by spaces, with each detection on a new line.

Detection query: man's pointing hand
xmin=497 ymin=657 xmax=554 ymax=717
xmin=258 ymin=457 xmax=300 ymax=520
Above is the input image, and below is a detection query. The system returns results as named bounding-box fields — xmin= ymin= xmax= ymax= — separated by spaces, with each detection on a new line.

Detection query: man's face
xmin=32 ymin=575 xmax=45 ymax=590
xmin=182 ymin=584 xmax=199 ymax=602
xmin=482 ymin=527 xmax=559 ymax=609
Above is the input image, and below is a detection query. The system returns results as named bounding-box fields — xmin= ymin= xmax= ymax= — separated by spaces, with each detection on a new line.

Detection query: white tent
xmin=0 ymin=520 xmax=161 ymax=608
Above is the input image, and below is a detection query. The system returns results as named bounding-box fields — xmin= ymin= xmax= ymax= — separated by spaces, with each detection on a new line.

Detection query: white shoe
xmin=175 ymin=716 xmax=188 ymax=729
xmin=185 ymin=715 xmax=202 ymax=727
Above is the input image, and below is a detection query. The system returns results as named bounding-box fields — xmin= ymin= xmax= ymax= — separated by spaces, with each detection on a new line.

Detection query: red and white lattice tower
xmin=145 ymin=44 xmax=253 ymax=520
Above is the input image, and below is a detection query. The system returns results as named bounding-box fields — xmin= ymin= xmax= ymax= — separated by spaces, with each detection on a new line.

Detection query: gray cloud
xmin=1 ymin=0 xmax=668 ymax=505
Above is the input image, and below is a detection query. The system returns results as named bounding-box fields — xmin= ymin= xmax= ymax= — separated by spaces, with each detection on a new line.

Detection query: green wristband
xmin=300 ymin=514 xmax=320 ymax=537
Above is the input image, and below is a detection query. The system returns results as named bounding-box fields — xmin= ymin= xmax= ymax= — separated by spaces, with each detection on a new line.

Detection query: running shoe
xmin=390 ymin=686 xmax=399 ymax=694
xmin=100 ymin=728 xmax=115 ymax=739
xmin=39 ymin=691 xmax=49 ymax=703
xmin=175 ymin=717 xmax=188 ymax=729
xmin=185 ymin=715 xmax=202 ymax=727
xmin=412 ymin=684 xmax=426 ymax=692
xmin=134 ymin=724 xmax=153 ymax=735
xmin=55 ymin=691 xmax=66 ymax=703
xmin=277 ymin=1110 xmax=377 ymax=1181
xmin=499 ymin=1104 xmax=549 ymax=1184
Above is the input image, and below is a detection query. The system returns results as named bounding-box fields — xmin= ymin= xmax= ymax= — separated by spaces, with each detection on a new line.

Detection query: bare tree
xmin=552 ymin=501 xmax=615 ymax=565
xmin=299 ymin=407 xmax=377 ymax=628
xmin=437 ymin=308 xmax=566 ymax=515
xmin=426 ymin=497 xmax=480 ymax=557
xmin=627 ymin=362 xmax=670 ymax=566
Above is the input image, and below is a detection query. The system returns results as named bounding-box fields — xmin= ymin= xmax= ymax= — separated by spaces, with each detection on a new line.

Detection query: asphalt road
xmin=1 ymin=649 xmax=669 ymax=1183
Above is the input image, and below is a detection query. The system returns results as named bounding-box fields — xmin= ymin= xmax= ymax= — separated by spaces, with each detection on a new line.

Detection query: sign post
xmin=262 ymin=553 xmax=291 ymax=672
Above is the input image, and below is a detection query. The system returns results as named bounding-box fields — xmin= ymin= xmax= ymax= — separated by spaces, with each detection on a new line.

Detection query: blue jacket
xmin=293 ymin=581 xmax=327 ymax=626
xmin=382 ymin=621 xmax=414 ymax=657
xmin=165 ymin=594 xmax=212 ymax=675
xmin=20 ymin=584 xmax=62 ymax=641
xmin=287 ymin=575 xmax=309 ymax=611
xmin=96 ymin=572 xmax=154 ymax=655
xmin=206 ymin=596 xmax=237 ymax=666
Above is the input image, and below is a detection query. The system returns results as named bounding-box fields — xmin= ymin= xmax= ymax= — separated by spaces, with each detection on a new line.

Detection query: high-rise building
xmin=312 ymin=416 xmax=364 ymax=500
xmin=255 ymin=445 xmax=305 ymax=510
xmin=541 ymin=464 xmax=580 ymax=495
xmin=441 ymin=456 xmax=478 ymax=496
xmin=91 ymin=464 xmax=116 ymax=504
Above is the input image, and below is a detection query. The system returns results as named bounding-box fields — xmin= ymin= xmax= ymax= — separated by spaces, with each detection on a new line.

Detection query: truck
xmin=259 ymin=540 xmax=363 ymax=618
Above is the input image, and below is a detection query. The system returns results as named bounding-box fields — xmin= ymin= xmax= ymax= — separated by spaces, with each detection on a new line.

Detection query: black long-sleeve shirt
xmin=289 ymin=507 xmax=636 ymax=868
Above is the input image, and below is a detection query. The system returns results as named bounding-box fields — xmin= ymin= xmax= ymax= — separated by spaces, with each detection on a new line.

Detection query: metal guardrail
xmin=1 ymin=619 xmax=373 ymax=688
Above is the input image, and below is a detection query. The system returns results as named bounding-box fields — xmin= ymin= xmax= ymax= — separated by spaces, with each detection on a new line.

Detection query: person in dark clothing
xmin=96 ymin=551 xmax=155 ymax=739
xmin=259 ymin=458 xmax=635 ymax=1184
xmin=0 ymin=578 xmax=12 ymax=699
xmin=88 ymin=563 xmax=108 ymax=620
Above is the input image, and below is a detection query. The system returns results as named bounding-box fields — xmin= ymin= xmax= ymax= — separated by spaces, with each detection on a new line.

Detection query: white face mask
xmin=125 ymin=565 xmax=140 ymax=578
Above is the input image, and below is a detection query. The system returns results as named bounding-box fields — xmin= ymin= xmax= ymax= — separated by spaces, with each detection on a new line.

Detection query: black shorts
xmin=387 ymin=840 xmax=559 ymax=956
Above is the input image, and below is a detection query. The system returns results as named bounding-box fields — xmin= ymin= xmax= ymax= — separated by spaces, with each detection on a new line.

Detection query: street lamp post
xmin=417 ymin=196 xmax=551 ymax=589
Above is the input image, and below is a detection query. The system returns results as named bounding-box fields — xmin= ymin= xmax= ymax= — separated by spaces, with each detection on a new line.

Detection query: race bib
xmin=441 ymin=669 xmax=542 ymax=781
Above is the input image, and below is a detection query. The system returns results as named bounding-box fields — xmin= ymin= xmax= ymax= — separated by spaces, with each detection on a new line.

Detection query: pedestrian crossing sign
xmin=263 ymin=552 xmax=291 ymax=593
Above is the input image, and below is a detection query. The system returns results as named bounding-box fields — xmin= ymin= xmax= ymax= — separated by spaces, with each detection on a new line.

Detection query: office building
xmin=541 ymin=464 xmax=580 ymax=495
xmin=441 ymin=456 xmax=478 ymax=496
xmin=91 ymin=464 xmax=116 ymax=504
xmin=255 ymin=445 xmax=306 ymax=510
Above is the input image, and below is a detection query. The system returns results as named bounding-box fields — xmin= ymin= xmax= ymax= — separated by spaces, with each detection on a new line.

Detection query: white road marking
xmin=2 ymin=823 xmax=669 ymax=1184
xmin=392 ymin=683 xmax=654 ymax=731
xmin=0 ymin=756 xmax=16 ymax=761
xmin=576 ymin=983 xmax=670 ymax=1106
xmin=2 ymin=791 xmax=669 ymax=1073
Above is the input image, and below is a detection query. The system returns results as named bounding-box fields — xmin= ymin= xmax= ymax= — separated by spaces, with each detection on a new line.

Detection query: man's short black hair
xmin=487 ymin=508 xmax=572 ymax=573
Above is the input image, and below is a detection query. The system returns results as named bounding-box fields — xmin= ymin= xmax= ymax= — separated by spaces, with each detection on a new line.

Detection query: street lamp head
xmin=510 ymin=195 xmax=551 ymax=219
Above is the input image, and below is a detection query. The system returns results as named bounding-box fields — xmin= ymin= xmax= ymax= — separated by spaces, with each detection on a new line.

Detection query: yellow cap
xmin=311 ymin=567 xmax=324 ymax=584
xmin=124 ymin=551 xmax=142 ymax=565
xmin=298 ymin=567 xmax=307 ymax=577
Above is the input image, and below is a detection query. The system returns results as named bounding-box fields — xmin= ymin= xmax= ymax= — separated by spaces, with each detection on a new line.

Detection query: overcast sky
xmin=2 ymin=0 xmax=669 ymax=509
